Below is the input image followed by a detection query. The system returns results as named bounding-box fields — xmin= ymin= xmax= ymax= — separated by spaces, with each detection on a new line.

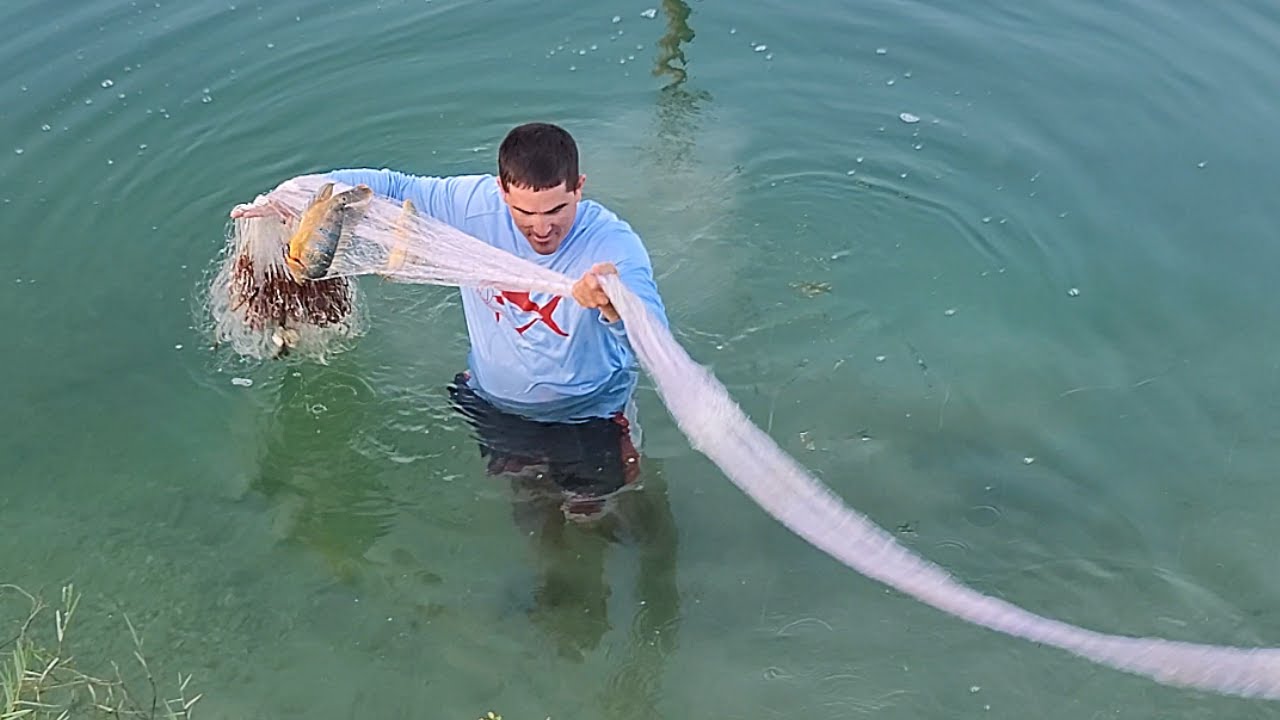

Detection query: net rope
xmin=211 ymin=174 xmax=1280 ymax=700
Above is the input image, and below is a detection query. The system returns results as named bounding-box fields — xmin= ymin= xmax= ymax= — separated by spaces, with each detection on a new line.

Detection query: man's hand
xmin=229 ymin=194 xmax=295 ymax=223
xmin=572 ymin=262 xmax=620 ymax=323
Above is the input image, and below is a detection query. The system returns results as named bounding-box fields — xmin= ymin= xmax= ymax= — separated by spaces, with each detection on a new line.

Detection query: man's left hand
xmin=572 ymin=262 xmax=620 ymax=323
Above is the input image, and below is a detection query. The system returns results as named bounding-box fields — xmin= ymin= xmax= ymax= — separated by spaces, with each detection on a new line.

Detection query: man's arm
xmin=572 ymin=230 xmax=670 ymax=332
xmin=230 ymin=168 xmax=475 ymax=226
xmin=320 ymin=168 xmax=471 ymax=225
xmin=609 ymin=252 xmax=669 ymax=330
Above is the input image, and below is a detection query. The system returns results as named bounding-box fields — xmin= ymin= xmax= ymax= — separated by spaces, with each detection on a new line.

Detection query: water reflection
xmin=650 ymin=0 xmax=712 ymax=177
xmin=653 ymin=0 xmax=695 ymax=87
xmin=250 ymin=368 xmax=396 ymax=583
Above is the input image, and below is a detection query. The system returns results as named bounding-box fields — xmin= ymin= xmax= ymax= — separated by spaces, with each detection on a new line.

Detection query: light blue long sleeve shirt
xmin=323 ymin=168 xmax=669 ymax=423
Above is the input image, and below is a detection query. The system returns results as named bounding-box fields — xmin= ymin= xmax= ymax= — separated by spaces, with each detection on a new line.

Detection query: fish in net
xmin=206 ymin=184 xmax=369 ymax=361
xmin=208 ymin=173 xmax=1280 ymax=700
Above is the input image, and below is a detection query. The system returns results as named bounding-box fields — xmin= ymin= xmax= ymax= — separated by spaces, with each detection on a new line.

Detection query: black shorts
xmin=447 ymin=372 xmax=641 ymax=500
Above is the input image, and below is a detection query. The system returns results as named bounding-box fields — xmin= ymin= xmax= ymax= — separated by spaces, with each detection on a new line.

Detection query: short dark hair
xmin=498 ymin=122 xmax=580 ymax=191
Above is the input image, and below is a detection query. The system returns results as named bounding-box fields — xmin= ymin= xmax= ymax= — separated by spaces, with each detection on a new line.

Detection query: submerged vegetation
xmin=1 ymin=584 xmax=201 ymax=720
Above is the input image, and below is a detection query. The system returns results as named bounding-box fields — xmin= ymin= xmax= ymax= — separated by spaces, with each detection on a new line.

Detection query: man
xmin=231 ymin=122 xmax=670 ymax=521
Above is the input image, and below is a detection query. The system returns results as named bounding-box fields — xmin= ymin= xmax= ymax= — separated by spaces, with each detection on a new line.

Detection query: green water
xmin=5 ymin=0 xmax=1280 ymax=717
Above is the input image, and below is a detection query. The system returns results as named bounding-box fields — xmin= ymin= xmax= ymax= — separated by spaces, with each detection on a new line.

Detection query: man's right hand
xmin=229 ymin=195 xmax=295 ymax=222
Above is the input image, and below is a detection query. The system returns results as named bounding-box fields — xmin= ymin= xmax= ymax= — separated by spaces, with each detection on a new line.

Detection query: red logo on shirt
xmin=491 ymin=291 xmax=569 ymax=337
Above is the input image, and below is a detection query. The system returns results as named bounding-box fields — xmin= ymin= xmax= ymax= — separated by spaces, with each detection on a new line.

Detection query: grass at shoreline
xmin=1 ymin=584 xmax=201 ymax=720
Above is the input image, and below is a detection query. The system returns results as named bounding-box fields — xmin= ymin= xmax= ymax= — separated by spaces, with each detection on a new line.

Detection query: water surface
xmin=5 ymin=1 xmax=1280 ymax=717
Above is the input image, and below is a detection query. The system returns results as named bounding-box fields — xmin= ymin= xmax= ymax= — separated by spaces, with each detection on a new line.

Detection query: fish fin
xmin=311 ymin=182 xmax=335 ymax=204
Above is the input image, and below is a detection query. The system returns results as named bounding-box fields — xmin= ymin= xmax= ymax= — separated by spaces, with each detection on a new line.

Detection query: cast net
xmin=208 ymin=174 xmax=1280 ymax=700
xmin=207 ymin=208 xmax=366 ymax=361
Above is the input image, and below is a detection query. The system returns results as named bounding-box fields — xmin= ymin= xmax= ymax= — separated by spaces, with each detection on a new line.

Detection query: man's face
xmin=499 ymin=175 xmax=584 ymax=254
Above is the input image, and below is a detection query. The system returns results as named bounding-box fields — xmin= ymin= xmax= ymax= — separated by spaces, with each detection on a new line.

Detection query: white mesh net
xmin=206 ymin=174 xmax=1280 ymax=700
xmin=206 ymin=209 xmax=366 ymax=362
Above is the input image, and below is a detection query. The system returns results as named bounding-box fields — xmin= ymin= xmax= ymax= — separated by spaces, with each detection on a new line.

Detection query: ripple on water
xmin=964 ymin=504 xmax=1002 ymax=528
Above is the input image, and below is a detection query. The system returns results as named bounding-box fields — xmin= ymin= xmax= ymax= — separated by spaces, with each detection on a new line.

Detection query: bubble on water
xmin=41 ymin=124 xmax=51 ymax=132
xmin=174 ymin=344 xmax=183 ymax=350
xmin=590 ymin=44 xmax=597 ymax=51
xmin=569 ymin=65 xmax=577 ymax=71
xmin=765 ymin=53 xmax=773 ymax=60
xmin=578 ymin=49 xmax=586 ymax=55
xmin=856 ymin=157 xmax=863 ymax=163
xmin=1021 ymin=457 xmax=1034 ymax=465
xmin=914 ymin=144 xmax=923 ymax=151
xmin=14 ymin=148 xmax=23 ymax=155
xmin=636 ymin=44 xmax=643 ymax=50
xmin=266 ymin=42 xmax=275 ymax=48
xmin=619 ymin=58 xmax=626 ymax=64
xmin=231 ymin=377 xmax=253 ymax=387
xmin=1197 ymin=161 xmax=1207 ymax=169
xmin=1067 ymin=287 xmax=1080 ymax=297
xmin=875 ymin=355 xmax=886 ymax=362
xmin=904 ymin=71 xmax=913 ymax=78
xmin=944 ymin=308 xmax=957 ymax=316
xmin=640 ymin=8 xmax=657 ymax=18
xmin=886 ymin=79 xmax=895 ymax=86
xmin=85 ymin=98 xmax=94 ymax=105
xmin=627 ymin=54 xmax=635 ymax=60
xmin=876 ymin=47 xmax=887 ymax=55
xmin=846 ymin=169 xmax=855 ymax=175
xmin=753 ymin=44 xmax=767 ymax=52
xmin=611 ymin=15 xmax=621 ymax=22
xmin=899 ymin=112 xmax=919 ymax=123
xmin=107 ymin=159 xmax=114 ymax=165
xmin=730 ymin=28 xmax=736 ymax=34
xmin=202 ymin=94 xmax=213 ymax=103
xmin=101 ymin=79 xmax=114 ymax=88
xmin=20 ymin=84 xmax=28 ymax=92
